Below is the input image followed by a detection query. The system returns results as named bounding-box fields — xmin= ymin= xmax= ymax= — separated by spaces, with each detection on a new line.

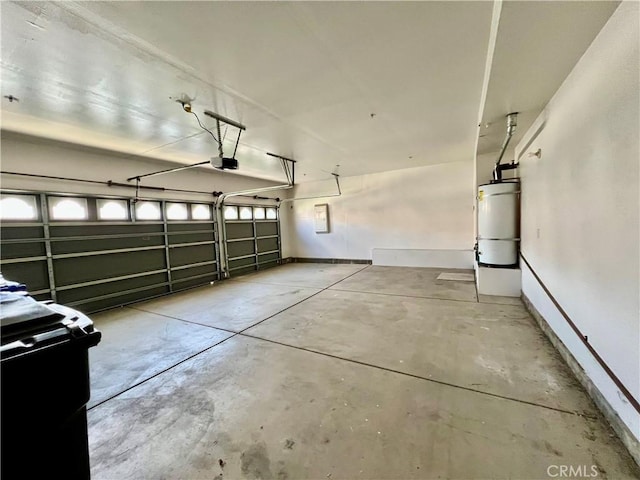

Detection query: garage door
xmin=0 ymin=191 xmax=219 ymax=313
xmin=223 ymin=204 xmax=280 ymax=277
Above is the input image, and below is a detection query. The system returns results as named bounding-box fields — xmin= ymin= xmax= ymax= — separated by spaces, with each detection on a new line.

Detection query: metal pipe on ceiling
xmin=0 ymin=170 xmax=217 ymax=196
xmin=125 ymin=161 xmax=210 ymax=182
xmin=203 ymin=110 xmax=246 ymax=131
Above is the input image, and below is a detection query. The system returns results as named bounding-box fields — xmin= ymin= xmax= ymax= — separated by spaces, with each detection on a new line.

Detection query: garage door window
xmin=97 ymin=199 xmax=129 ymax=221
xmin=254 ymin=207 xmax=265 ymax=220
xmin=0 ymin=194 xmax=38 ymax=221
xmin=166 ymin=202 xmax=188 ymax=220
xmin=239 ymin=206 xmax=253 ymax=220
xmin=224 ymin=206 xmax=238 ymax=220
xmin=191 ymin=204 xmax=211 ymax=220
xmin=135 ymin=201 xmax=162 ymax=221
xmin=49 ymin=197 xmax=88 ymax=221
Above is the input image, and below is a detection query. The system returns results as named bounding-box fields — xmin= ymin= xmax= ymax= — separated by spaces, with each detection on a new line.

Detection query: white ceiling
xmin=0 ymin=1 xmax=618 ymax=183
xmin=478 ymin=0 xmax=619 ymax=157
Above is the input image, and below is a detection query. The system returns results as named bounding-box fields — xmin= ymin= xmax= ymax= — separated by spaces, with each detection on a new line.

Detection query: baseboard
xmin=522 ymin=293 xmax=640 ymax=467
xmin=372 ymin=248 xmax=474 ymax=269
xmin=285 ymin=257 xmax=372 ymax=265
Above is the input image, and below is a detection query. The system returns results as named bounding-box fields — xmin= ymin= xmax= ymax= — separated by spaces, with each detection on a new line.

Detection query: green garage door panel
xmin=169 ymin=244 xmax=216 ymax=268
xmin=229 ymin=256 xmax=256 ymax=269
xmin=226 ymin=223 xmax=253 ymax=240
xmin=257 ymin=237 xmax=278 ymax=253
xmin=50 ymin=224 xmax=163 ymax=237
xmin=56 ymin=272 xmax=168 ymax=304
xmin=0 ymin=260 xmax=50 ymax=291
xmin=256 ymin=222 xmax=278 ymax=237
xmin=171 ymin=263 xmax=218 ymax=281
xmin=172 ymin=274 xmax=218 ymax=291
xmin=229 ymin=266 xmax=255 ymax=276
xmin=168 ymin=232 xmax=215 ymax=245
xmin=1 ymin=241 xmax=46 ymax=259
xmin=257 ymin=252 xmax=279 ymax=270
xmin=258 ymin=252 xmax=280 ymax=264
xmin=224 ymin=216 xmax=280 ymax=278
xmin=74 ymin=286 xmax=170 ymax=314
xmin=259 ymin=261 xmax=278 ymax=270
xmin=167 ymin=223 xmax=214 ymax=232
xmin=1 ymin=226 xmax=44 ymax=240
xmin=228 ymin=256 xmax=256 ymax=276
xmin=227 ymin=240 xmax=255 ymax=258
xmin=31 ymin=293 xmax=52 ymax=301
xmin=51 ymin=235 xmax=164 ymax=255
xmin=54 ymin=249 xmax=166 ymax=286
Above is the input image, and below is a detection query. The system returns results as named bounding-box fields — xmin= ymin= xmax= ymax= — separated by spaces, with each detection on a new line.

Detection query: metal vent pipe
xmin=493 ymin=112 xmax=518 ymax=181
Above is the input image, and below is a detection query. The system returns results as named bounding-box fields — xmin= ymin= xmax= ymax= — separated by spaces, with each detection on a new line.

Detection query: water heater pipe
xmin=493 ymin=112 xmax=518 ymax=181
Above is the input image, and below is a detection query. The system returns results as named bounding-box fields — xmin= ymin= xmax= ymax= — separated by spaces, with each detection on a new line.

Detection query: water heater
xmin=477 ymin=181 xmax=520 ymax=267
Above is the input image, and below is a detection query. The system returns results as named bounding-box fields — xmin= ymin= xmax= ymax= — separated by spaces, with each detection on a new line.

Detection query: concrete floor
xmin=87 ymin=264 xmax=639 ymax=479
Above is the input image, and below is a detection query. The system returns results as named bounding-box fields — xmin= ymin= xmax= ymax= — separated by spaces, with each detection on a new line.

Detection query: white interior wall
xmin=0 ymin=132 xmax=294 ymax=258
xmin=287 ymin=160 xmax=475 ymax=266
xmin=516 ymin=1 xmax=639 ymax=439
xmin=278 ymin=204 xmax=294 ymax=260
xmin=0 ymin=132 xmax=283 ymax=201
